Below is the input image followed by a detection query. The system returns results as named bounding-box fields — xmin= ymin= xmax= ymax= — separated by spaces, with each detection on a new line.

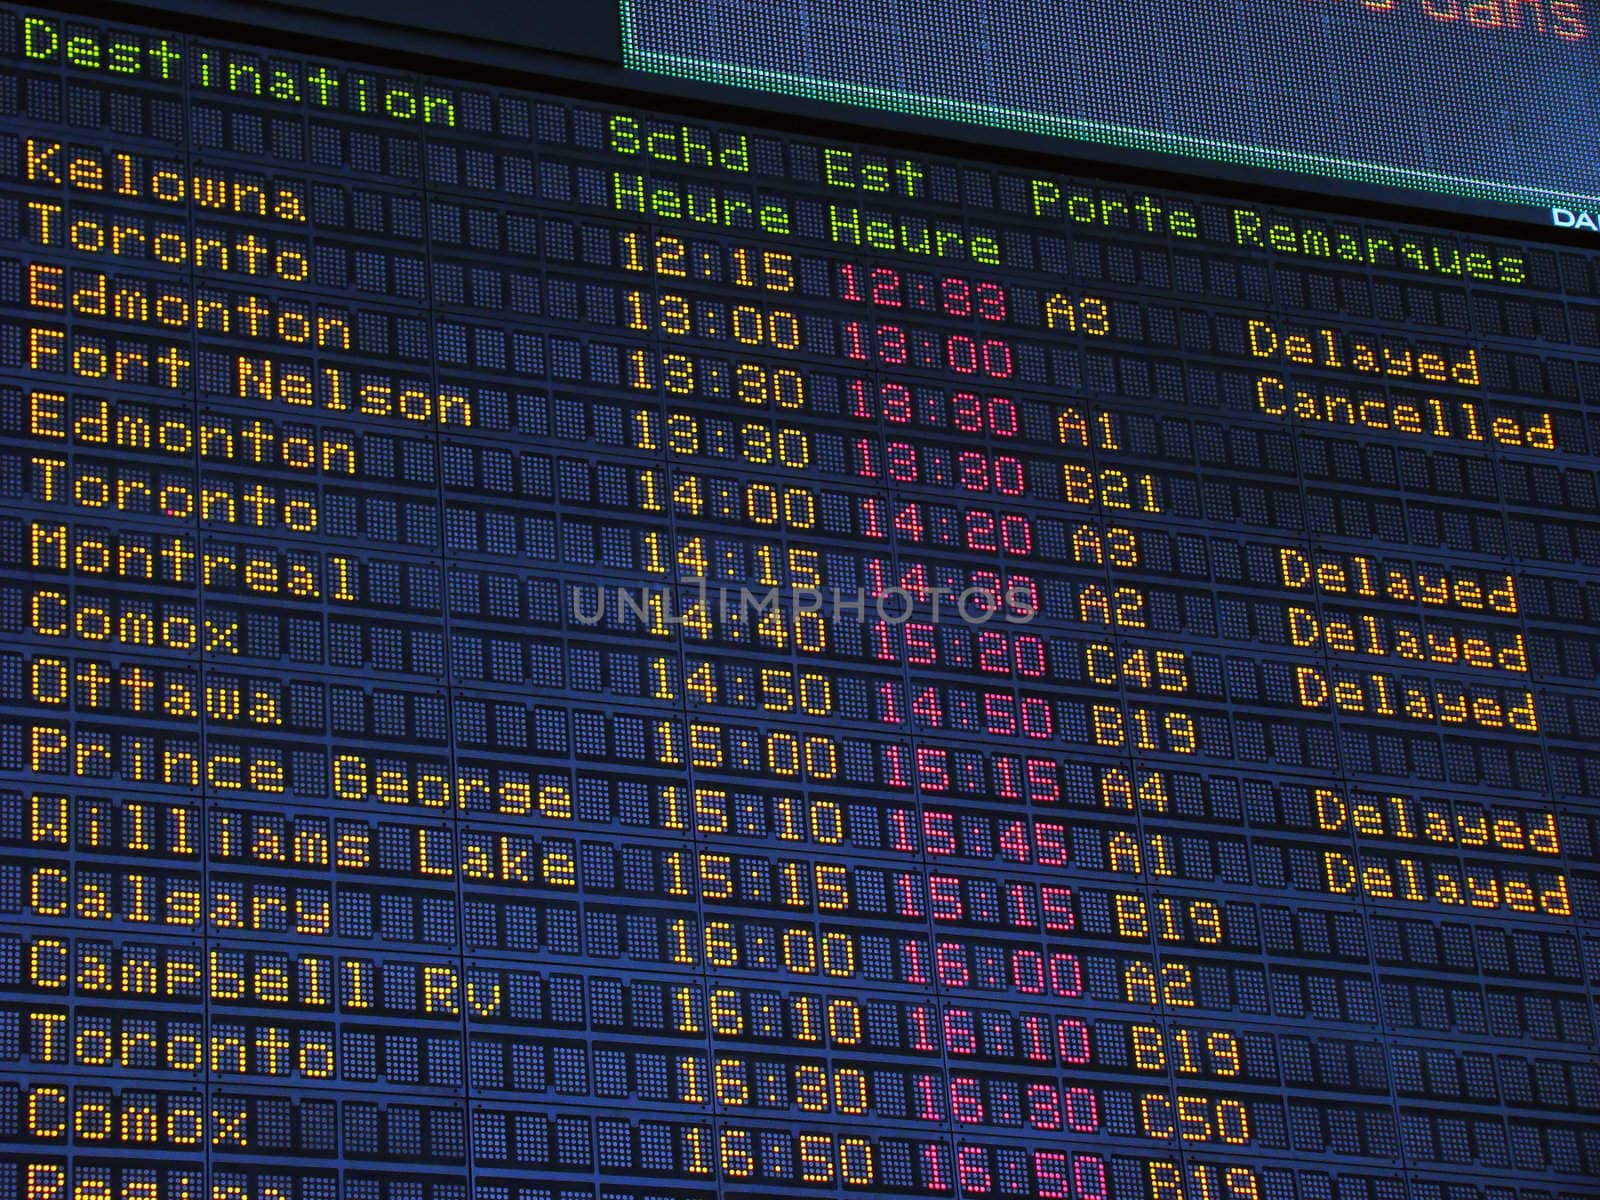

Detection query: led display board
xmin=622 ymin=0 xmax=1600 ymax=230
xmin=1 ymin=3 xmax=1599 ymax=1200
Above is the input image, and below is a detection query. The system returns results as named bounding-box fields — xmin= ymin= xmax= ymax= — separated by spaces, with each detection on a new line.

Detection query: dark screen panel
xmin=622 ymin=0 xmax=1600 ymax=227
xmin=0 ymin=5 xmax=1598 ymax=1200
xmin=273 ymin=0 xmax=618 ymax=59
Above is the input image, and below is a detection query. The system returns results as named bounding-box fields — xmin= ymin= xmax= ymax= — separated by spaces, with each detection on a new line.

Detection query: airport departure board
xmin=1 ymin=5 xmax=1599 ymax=1200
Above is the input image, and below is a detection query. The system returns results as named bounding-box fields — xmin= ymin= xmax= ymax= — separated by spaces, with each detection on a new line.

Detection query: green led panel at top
xmin=622 ymin=0 xmax=1600 ymax=225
